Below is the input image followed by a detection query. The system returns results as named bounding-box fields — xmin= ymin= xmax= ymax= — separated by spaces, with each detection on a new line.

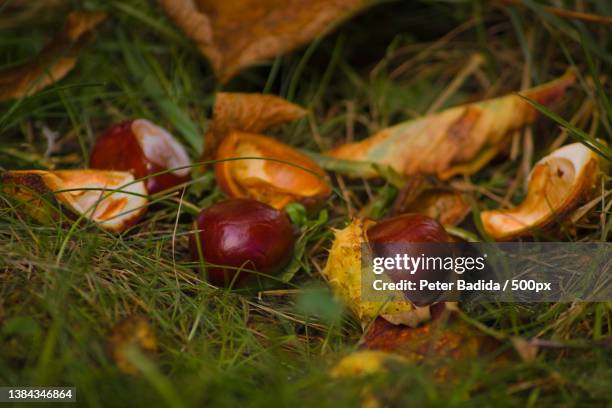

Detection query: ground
xmin=0 ymin=1 xmax=611 ymax=407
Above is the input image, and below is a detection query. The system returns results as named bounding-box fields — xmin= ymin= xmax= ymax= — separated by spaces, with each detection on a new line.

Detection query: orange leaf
xmin=159 ymin=0 xmax=368 ymax=82
xmin=203 ymin=92 xmax=306 ymax=161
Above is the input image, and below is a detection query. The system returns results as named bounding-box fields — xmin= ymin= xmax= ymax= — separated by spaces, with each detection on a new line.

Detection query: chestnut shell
xmin=189 ymin=198 xmax=295 ymax=286
xmin=90 ymin=120 xmax=190 ymax=194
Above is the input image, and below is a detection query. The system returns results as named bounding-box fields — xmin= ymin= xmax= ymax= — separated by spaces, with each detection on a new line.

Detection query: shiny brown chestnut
xmin=90 ymin=119 xmax=191 ymax=194
xmin=189 ymin=198 xmax=295 ymax=287
xmin=367 ymin=214 xmax=453 ymax=306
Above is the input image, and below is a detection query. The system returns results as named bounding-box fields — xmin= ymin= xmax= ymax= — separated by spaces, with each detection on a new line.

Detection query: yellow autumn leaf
xmin=327 ymin=71 xmax=576 ymax=180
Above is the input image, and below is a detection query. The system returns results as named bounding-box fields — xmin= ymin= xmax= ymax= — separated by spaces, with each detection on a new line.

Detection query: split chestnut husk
xmin=321 ymin=215 xmax=453 ymax=327
xmin=215 ymin=131 xmax=331 ymax=209
xmin=1 ymin=169 xmax=148 ymax=232
xmin=481 ymin=142 xmax=602 ymax=240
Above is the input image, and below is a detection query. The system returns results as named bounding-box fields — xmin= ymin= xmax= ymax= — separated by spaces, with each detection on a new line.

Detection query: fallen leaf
xmin=106 ymin=314 xmax=158 ymax=375
xmin=321 ymin=218 xmax=432 ymax=327
xmin=404 ymin=190 xmax=471 ymax=226
xmin=362 ymin=316 xmax=483 ymax=363
xmin=391 ymin=175 xmax=471 ymax=226
xmin=481 ymin=142 xmax=601 ymax=240
xmin=1 ymin=169 xmax=148 ymax=233
xmin=361 ymin=315 xmax=505 ymax=382
xmin=326 ymin=71 xmax=576 ymax=180
xmin=159 ymin=0 xmax=368 ymax=82
xmin=0 ymin=11 xmax=107 ymax=102
xmin=332 ymin=307 xmax=498 ymax=396
xmin=203 ymin=92 xmax=306 ymax=161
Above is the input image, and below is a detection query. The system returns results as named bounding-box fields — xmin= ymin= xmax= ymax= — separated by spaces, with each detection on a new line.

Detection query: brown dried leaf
xmin=106 ymin=314 xmax=158 ymax=375
xmin=391 ymin=176 xmax=471 ymax=226
xmin=361 ymin=314 xmax=502 ymax=377
xmin=203 ymin=92 xmax=306 ymax=161
xmin=0 ymin=11 xmax=106 ymax=102
xmin=159 ymin=0 xmax=368 ymax=82
xmin=327 ymin=72 xmax=576 ymax=180
xmin=405 ymin=190 xmax=470 ymax=226
xmin=481 ymin=143 xmax=601 ymax=240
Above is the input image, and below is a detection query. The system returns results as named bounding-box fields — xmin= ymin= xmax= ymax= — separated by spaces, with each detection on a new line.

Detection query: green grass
xmin=1 ymin=0 xmax=611 ymax=406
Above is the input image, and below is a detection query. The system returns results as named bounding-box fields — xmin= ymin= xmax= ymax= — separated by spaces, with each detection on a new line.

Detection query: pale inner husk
xmin=50 ymin=170 xmax=147 ymax=231
xmin=131 ymin=119 xmax=191 ymax=177
xmin=482 ymin=143 xmax=599 ymax=239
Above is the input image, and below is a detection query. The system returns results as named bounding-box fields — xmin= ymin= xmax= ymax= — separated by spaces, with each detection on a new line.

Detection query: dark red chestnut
xmin=367 ymin=214 xmax=453 ymax=306
xmin=90 ymin=119 xmax=191 ymax=194
xmin=367 ymin=214 xmax=451 ymax=244
xmin=189 ymin=198 xmax=295 ymax=287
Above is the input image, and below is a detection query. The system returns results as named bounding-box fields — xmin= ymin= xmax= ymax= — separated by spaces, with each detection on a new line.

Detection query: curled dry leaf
xmin=203 ymin=92 xmax=306 ymax=161
xmin=360 ymin=317 xmax=500 ymax=383
xmin=361 ymin=316 xmax=485 ymax=365
xmin=321 ymin=218 xmax=432 ymax=327
xmin=0 ymin=11 xmax=107 ymax=102
xmin=1 ymin=169 xmax=147 ymax=232
xmin=90 ymin=119 xmax=191 ymax=194
xmin=402 ymin=190 xmax=470 ymax=227
xmin=391 ymin=175 xmax=470 ymax=226
xmin=107 ymin=314 xmax=158 ymax=375
xmin=215 ymin=131 xmax=331 ymax=209
xmin=332 ymin=309 xmax=495 ymax=391
xmin=327 ymin=72 xmax=576 ymax=180
xmin=159 ymin=0 xmax=368 ymax=82
xmin=481 ymin=143 xmax=601 ymax=240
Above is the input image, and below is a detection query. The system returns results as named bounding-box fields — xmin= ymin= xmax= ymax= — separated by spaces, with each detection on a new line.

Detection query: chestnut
xmin=90 ymin=119 xmax=191 ymax=194
xmin=367 ymin=214 xmax=453 ymax=306
xmin=189 ymin=198 xmax=295 ymax=286
xmin=366 ymin=213 xmax=451 ymax=244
